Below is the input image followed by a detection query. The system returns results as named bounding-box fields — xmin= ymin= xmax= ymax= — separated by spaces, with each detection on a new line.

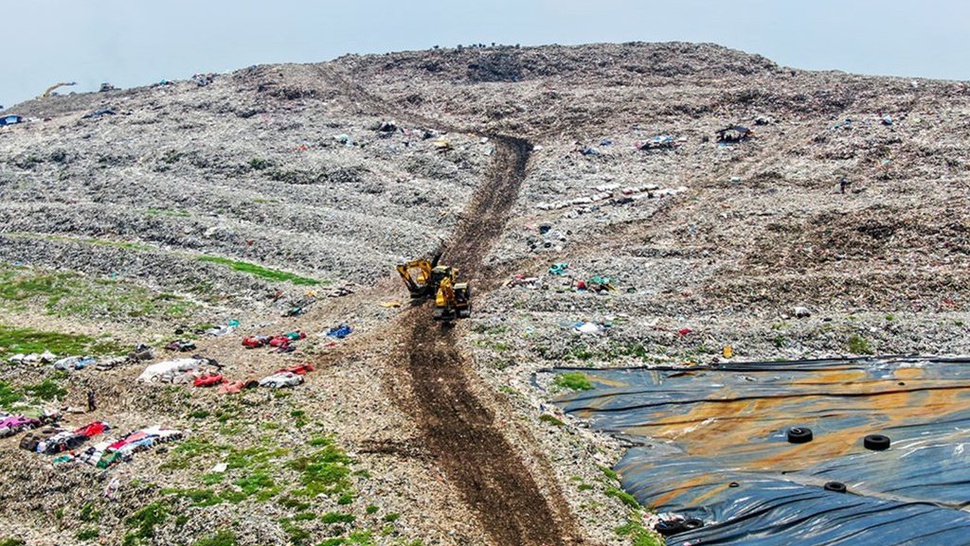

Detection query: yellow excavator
xmin=396 ymin=254 xmax=471 ymax=321
xmin=40 ymin=82 xmax=76 ymax=98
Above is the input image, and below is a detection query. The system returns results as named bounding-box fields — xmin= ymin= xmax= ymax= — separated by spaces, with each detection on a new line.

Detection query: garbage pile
xmin=242 ymin=331 xmax=307 ymax=353
xmin=136 ymin=357 xmax=218 ymax=384
xmin=536 ymin=183 xmax=687 ymax=211
xmin=76 ymin=425 xmax=183 ymax=468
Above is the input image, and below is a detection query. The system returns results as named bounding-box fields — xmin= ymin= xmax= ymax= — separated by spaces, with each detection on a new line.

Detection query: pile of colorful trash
xmin=254 ymin=363 xmax=314 ymax=390
xmin=576 ymin=275 xmax=615 ymax=293
xmin=164 ymin=339 xmax=197 ymax=352
xmin=242 ymin=331 xmax=306 ymax=353
xmin=14 ymin=420 xmax=179 ymax=468
xmin=135 ymin=357 xmax=314 ymax=392
xmin=0 ymin=414 xmax=46 ymax=438
xmin=77 ymin=425 xmax=183 ymax=468
xmin=136 ymin=357 xmax=218 ymax=384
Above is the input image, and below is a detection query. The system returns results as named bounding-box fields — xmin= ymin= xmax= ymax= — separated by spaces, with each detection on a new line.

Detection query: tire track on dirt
xmin=403 ymin=137 xmax=579 ymax=546
xmin=317 ymin=65 xmax=581 ymax=544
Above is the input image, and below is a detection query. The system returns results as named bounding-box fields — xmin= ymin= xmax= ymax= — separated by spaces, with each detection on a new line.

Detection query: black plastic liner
xmin=553 ymin=357 xmax=970 ymax=545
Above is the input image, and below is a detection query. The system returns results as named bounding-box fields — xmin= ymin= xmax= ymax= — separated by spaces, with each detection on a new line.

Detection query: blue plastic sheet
xmin=326 ymin=324 xmax=352 ymax=339
xmin=553 ymin=357 xmax=970 ymax=545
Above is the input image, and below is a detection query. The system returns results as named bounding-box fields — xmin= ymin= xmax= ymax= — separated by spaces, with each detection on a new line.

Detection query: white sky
xmin=1 ymin=0 xmax=968 ymax=109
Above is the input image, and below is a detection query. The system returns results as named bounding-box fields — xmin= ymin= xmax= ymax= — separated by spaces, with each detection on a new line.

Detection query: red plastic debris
xmin=194 ymin=374 xmax=225 ymax=387
xmin=678 ymin=328 xmax=693 ymax=337
xmin=74 ymin=421 xmax=109 ymax=438
xmin=277 ymin=363 xmax=314 ymax=375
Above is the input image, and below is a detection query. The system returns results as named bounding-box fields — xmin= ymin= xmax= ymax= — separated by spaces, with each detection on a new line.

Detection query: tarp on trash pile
xmin=0 ymin=115 xmax=23 ymax=126
xmin=553 ymin=357 xmax=970 ymax=545
xmin=136 ymin=358 xmax=205 ymax=382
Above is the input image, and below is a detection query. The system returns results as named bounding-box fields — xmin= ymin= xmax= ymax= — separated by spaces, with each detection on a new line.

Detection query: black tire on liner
xmin=683 ymin=518 xmax=704 ymax=530
xmin=824 ymin=481 xmax=847 ymax=493
xmin=654 ymin=520 xmax=685 ymax=537
xmin=787 ymin=427 xmax=813 ymax=444
xmin=864 ymin=434 xmax=891 ymax=451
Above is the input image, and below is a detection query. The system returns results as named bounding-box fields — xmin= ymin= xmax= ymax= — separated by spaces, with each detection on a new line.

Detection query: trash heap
xmin=76 ymin=425 xmax=183 ymax=468
xmin=242 ymin=330 xmax=307 ymax=353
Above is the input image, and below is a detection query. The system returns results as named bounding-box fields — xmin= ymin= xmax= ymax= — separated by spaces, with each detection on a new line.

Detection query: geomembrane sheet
xmin=553 ymin=357 xmax=970 ymax=545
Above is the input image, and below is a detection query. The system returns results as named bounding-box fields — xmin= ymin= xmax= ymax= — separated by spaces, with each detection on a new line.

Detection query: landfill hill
xmin=0 ymin=41 xmax=967 ymax=546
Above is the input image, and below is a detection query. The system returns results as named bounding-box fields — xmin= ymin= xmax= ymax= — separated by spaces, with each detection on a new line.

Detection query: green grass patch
xmin=606 ymin=486 xmax=641 ymax=509
xmin=616 ymin=519 xmax=662 ymax=546
xmin=321 ymin=512 xmax=355 ymax=524
xmin=162 ymin=487 xmax=223 ymax=507
xmin=553 ymin=372 xmax=593 ymax=391
xmin=234 ymin=471 xmax=278 ymax=500
xmin=599 ymin=465 xmax=619 ymax=481
xmin=160 ymin=437 xmax=225 ymax=470
xmin=221 ymin=490 xmax=248 ymax=504
xmin=79 ymin=503 xmax=102 ymax=522
xmin=290 ymin=436 xmax=353 ymax=498
xmin=566 ymin=346 xmax=599 ymax=361
xmin=0 ymin=540 xmax=25 ymax=546
xmin=201 ymin=473 xmax=226 ymax=485
xmin=198 ymin=255 xmax=322 ymax=286
xmin=347 ymin=530 xmax=375 ymax=544
xmin=249 ymin=157 xmax=273 ymax=171
xmin=192 ymin=530 xmax=238 ymax=546
xmin=23 ymin=379 xmax=67 ymax=401
xmin=0 ymin=382 xmax=23 ymax=409
xmin=278 ymin=496 xmax=311 ymax=511
xmin=0 ymin=325 xmax=109 ymax=356
xmin=226 ymin=445 xmax=290 ymax=469
xmin=123 ymin=502 xmax=168 ymax=545
xmin=539 ymin=414 xmax=565 ymax=426
xmin=146 ymin=207 xmax=190 ymax=218
xmin=279 ymin=518 xmax=312 ymax=546
xmin=0 ymin=265 xmax=198 ymax=321
xmin=847 ymin=333 xmax=873 ymax=355
xmin=365 ymin=505 xmax=379 ymax=514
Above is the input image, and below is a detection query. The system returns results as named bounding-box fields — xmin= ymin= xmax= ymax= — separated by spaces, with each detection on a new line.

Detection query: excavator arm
xmin=41 ymin=82 xmax=76 ymax=98
xmin=396 ymin=259 xmax=434 ymax=298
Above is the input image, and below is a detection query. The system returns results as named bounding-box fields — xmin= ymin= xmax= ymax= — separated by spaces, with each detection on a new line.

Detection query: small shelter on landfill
xmin=0 ymin=115 xmax=23 ymax=127
xmin=716 ymin=125 xmax=753 ymax=142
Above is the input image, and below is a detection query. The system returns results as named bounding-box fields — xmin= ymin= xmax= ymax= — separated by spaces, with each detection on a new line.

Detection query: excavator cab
xmin=433 ymin=275 xmax=471 ymax=322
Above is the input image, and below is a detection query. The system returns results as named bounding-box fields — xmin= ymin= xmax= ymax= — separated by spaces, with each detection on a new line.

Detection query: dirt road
xmin=402 ymin=137 xmax=581 ymax=545
xmin=317 ymin=64 xmax=581 ymax=543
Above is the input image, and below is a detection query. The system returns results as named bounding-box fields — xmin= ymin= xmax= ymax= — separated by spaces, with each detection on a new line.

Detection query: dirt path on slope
xmin=403 ymin=137 xmax=580 ymax=545
xmin=315 ymin=66 xmax=581 ymax=544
